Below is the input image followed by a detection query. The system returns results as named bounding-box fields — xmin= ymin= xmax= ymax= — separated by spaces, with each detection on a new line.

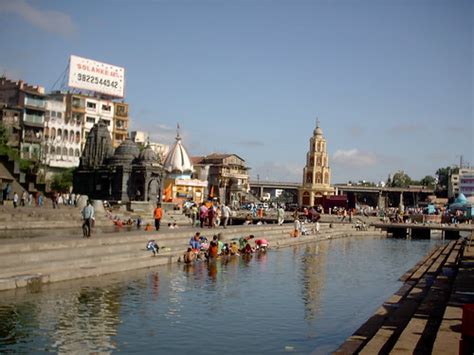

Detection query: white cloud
xmin=251 ymin=161 xmax=302 ymax=183
xmin=332 ymin=149 xmax=377 ymax=167
xmin=0 ymin=0 xmax=76 ymax=38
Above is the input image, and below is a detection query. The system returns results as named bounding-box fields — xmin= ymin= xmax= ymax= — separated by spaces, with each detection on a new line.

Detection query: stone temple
xmin=73 ymin=120 xmax=164 ymax=203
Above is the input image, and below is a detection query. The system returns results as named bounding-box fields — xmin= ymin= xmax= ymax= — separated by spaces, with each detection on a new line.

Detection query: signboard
xmin=68 ymin=55 xmax=125 ymax=98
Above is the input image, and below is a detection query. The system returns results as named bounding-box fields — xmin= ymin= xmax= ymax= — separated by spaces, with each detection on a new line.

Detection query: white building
xmin=44 ymin=95 xmax=82 ymax=169
xmin=130 ymin=131 xmax=147 ymax=144
xmin=448 ymin=168 xmax=474 ymax=198
xmin=83 ymin=97 xmax=114 ymax=146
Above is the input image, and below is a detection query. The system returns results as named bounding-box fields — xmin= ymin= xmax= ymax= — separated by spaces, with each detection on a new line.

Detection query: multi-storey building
xmin=0 ymin=77 xmax=46 ymax=160
xmin=298 ymin=121 xmax=334 ymax=206
xmin=0 ymin=104 xmax=22 ymax=148
xmin=449 ymin=168 xmax=474 ymax=199
xmin=192 ymin=153 xmax=250 ymax=206
xmin=64 ymin=93 xmax=115 ymax=151
xmin=44 ymin=94 xmax=82 ymax=171
xmin=113 ymin=102 xmax=129 ymax=148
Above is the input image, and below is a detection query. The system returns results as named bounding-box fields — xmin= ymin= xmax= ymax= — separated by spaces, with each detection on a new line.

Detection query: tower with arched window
xmin=298 ymin=120 xmax=334 ymax=206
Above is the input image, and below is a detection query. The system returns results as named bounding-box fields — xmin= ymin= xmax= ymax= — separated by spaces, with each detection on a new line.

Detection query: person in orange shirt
xmin=153 ymin=203 xmax=163 ymax=231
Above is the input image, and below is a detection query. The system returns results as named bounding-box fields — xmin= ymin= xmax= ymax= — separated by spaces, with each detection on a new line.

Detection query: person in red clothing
xmin=153 ymin=203 xmax=163 ymax=231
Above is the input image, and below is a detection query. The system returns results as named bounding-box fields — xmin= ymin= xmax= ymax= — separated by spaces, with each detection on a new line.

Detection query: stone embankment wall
xmin=0 ymin=221 xmax=382 ymax=292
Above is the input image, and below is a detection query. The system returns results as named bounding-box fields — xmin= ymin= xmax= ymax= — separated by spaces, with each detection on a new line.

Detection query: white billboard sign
xmin=68 ymin=55 xmax=125 ymax=98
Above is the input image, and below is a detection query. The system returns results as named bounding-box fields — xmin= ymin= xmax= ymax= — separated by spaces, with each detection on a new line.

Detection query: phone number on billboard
xmin=76 ymin=74 xmax=119 ymax=89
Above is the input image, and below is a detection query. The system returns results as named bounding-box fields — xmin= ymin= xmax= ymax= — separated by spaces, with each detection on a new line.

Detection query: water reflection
xmin=0 ymin=237 xmax=445 ymax=354
xmin=300 ymin=243 xmax=325 ymax=322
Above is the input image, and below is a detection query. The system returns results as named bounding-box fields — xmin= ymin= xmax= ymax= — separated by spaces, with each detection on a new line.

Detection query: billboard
xmin=68 ymin=55 xmax=125 ymax=98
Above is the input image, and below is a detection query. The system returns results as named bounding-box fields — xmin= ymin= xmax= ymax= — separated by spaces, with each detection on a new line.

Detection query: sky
xmin=0 ymin=0 xmax=472 ymax=184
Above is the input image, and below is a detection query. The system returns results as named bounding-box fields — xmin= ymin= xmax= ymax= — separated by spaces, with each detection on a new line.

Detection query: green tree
xmin=390 ymin=170 xmax=412 ymax=187
xmin=50 ymin=168 xmax=74 ymax=193
xmin=420 ymin=175 xmax=436 ymax=189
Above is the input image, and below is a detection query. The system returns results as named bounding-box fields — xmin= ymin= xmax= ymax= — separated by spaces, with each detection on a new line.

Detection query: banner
xmin=68 ymin=55 xmax=125 ymax=98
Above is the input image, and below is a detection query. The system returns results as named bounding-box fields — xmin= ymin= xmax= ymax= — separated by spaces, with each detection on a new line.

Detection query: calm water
xmin=0 ymin=236 xmax=444 ymax=354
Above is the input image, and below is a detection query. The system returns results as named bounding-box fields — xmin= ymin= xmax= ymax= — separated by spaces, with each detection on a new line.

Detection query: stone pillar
xmin=399 ymin=192 xmax=404 ymax=211
xmin=259 ymin=186 xmax=263 ymax=200
xmin=377 ymin=192 xmax=385 ymax=210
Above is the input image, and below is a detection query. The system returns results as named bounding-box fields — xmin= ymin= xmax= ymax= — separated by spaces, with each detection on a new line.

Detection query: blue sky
xmin=0 ymin=0 xmax=472 ymax=184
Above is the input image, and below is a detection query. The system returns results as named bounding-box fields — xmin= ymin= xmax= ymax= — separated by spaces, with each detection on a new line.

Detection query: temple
xmin=298 ymin=120 xmax=334 ymax=206
xmin=162 ymin=130 xmax=207 ymax=204
xmin=73 ymin=120 xmax=164 ymax=202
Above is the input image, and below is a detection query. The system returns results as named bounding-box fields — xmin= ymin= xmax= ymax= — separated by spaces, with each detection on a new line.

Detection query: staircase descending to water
xmin=335 ymin=238 xmax=470 ymax=354
xmin=0 ymin=222 xmax=362 ymax=292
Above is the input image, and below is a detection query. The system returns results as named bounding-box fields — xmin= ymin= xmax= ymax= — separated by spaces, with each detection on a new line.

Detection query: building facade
xmin=0 ymin=104 xmax=21 ymax=148
xmin=193 ymin=153 xmax=250 ymax=206
xmin=44 ymin=94 xmax=82 ymax=170
xmin=449 ymin=168 xmax=474 ymax=199
xmin=112 ymin=102 xmax=129 ymax=148
xmin=0 ymin=78 xmax=46 ymax=160
xmin=298 ymin=121 xmax=334 ymax=206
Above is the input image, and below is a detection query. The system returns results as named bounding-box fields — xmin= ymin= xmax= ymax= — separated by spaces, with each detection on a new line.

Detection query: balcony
xmin=24 ymin=97 xmax=46 ymax=109
xmin=23 ymin=114 xmax=44 ymax=126
xmin=23 ymin=134 xmax=43 ymax=144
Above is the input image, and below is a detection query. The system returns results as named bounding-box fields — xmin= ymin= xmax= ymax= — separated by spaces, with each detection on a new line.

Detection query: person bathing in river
xmin=183 ymin=247 xmax=196 ymax=264
xmin=255 ymin=238 xmax=269 ymax=252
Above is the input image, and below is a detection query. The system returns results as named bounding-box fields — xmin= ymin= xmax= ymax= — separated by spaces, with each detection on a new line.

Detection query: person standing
xmin=277 ymin=205 xmax=285 ymax=225
xmin=21 ymin=191 xmax=27 ymax=207
xmin=13 ymin=192 xmax=18 ymax=208
xmin=221 ymin=203 xmax=231 ymax=228
xmin=153 ymin=203 xmax=163 ymax=231
xmin=199 ymin=203 xmax=208 ymax=228
xmin=81 ymin=200 xmax=95 ymax=237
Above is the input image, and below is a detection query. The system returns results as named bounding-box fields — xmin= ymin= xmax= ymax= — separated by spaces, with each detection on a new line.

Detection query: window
xmin=102 ymin=104 xmax=111 ymax=112
xmin=57 ymin=129 xmax=62 ymax=140
xmin=57 ymin=112 xmax=62 ymax=119
xmin=75 ymin=149 xmax=80 ymax=157
xmin=69 ymin=148 xmax=74 ymax=157
xmin=103 ymin=120 xmax=110 ymax=126
xmin=86 ymin=116 xmax=95 ymax=124
xmin=87 ymin=102 xmax=96 ymax=109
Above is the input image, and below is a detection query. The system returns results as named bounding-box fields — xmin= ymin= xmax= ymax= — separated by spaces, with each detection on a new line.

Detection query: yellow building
xmin=299 ymin=121 xmax=334 ymax=206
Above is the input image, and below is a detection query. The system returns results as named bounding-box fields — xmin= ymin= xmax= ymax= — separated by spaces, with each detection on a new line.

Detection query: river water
xmin=0 ymin=235 xmax=444 ymax=354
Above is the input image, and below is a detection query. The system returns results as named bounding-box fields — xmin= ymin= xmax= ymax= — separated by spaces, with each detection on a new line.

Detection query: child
xmin=146 ymin=240 xmax=159 ymax=256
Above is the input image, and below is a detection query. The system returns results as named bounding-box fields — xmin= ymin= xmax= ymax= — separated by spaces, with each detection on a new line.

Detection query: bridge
xmin=334 ymin=184 xmax=435 ymax=209
xmin=248 ymin=180 xmax=300 ymax=202
xmin=372 ymin=222 xmax=474 ymax=239
xmin=247 ymin=181 xmax=435 ymax=208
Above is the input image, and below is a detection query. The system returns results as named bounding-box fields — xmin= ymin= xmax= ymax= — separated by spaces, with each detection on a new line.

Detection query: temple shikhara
xmin=298 ymin=120 xmax=334 ymax=206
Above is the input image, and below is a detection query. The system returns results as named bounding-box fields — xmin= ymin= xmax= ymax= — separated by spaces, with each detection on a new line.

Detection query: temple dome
xmin=109 ymin=139 xmax=140 ymax=165
xmin=163 ymin=135 xmax=193 ymax=173
xmin=314 ymin=125 xmax=323 ymax=136
xmin=138 ymin=144 xmax=159 ymax=165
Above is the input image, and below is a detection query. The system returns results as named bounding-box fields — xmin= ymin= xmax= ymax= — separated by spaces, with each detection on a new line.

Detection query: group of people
xmin=3 ymin=187 xmax=45 ymax=208
xmin=184 ymin=201 xmax=232 ymax=229
xmin=180 ymin=232 xmax=269 ymax=264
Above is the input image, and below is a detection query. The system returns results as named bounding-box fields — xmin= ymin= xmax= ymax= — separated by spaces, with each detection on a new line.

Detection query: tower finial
xmin=176 ymin=123 xmax=180 ymax=139
xmin=316 ymin=117 xmax=320 ymax=128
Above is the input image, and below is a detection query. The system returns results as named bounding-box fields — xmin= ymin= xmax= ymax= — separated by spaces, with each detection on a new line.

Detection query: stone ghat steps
xmin=0 ymin=223 xmax=309 ymax=254
xmin=0 ymin=226 xmax=306 ymax=275
xmin=0 ymin=224 xmax=336 ymax=272
xmin=0 ymin=224 xmax=360 ymax=292
xmin=335 ymin=238 xmax=463 ymax=354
